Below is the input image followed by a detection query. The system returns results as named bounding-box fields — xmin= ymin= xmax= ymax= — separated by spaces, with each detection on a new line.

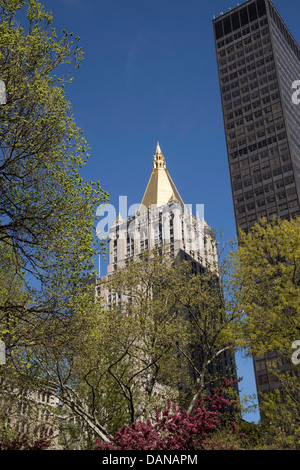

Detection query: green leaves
xmin=230 ymin=217 xmax=300 ymax=357
xmin=0 ymin=0 xmax=108 ymax=418
xmin=0 ymin=0 xmax=108 ymax=289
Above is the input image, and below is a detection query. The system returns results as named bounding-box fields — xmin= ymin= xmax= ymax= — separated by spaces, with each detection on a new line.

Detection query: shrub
xmin=92 ymin=378 xmax=247 ymax=450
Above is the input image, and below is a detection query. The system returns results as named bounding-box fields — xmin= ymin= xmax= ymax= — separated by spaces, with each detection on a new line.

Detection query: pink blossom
xmin=92 ymin=378 xmax=247 ymax=451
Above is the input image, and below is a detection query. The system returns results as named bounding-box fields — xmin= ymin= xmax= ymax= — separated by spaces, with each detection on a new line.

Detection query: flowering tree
xmin=92 ymin=378 xmax=247 ymax=451
xmin=0 ymin=431 xmax=53 ymax=450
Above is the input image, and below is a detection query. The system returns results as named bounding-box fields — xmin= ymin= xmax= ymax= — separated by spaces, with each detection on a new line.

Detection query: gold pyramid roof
xmin=139 ymin=143 xmax=184 ymax=212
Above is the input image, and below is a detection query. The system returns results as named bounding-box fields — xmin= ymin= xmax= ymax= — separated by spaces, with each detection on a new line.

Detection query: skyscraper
xmin=213 ymin=0 xmax=300 ymax=234
xmin=102 ymin=143 xmax=217 ymax=277
xmin=96 ymin=143 xmax=237 ymax=402
xmin=213 ymin=0 xmax=300 ymax=408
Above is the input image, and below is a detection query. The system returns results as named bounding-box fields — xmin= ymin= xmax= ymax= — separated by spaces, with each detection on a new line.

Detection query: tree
xmin=28 ymin=252 xmax=182 ymax=442
xmin=0 ymin=432 xmax=53 ymax=450
xmin=91 ymin=377 xmax=248 ymax=451
xmin=0 ymin=0 xmax=108 ymax=442
xmin=38 ymin=245 xmax=241 ymax=444
xmin=0 ymin=0 xmax=108 ymax=331
xmin=230 ymin=216 xmax=300 ymax=356
xmin=258 ymin=374 xmax=300 ymax=449
xmin=230 ymin=216 xmax=300 ymax=449
xmin=101 ymin=247 xmax=241 ymax=422
xmin=164 ymin=250 xmax=240 ymax=414
xmin=0 ymin=0 xmax=108 ymax=352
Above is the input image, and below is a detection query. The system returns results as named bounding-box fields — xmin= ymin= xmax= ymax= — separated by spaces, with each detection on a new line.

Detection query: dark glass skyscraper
xmin=213 ymin=0 xmax=300 ymax=234
xmin=213 ymin=0 xmax=300 ymax=414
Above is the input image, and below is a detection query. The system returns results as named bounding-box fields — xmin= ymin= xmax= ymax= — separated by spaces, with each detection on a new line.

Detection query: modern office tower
xmin=213 ymin=0 xmax=300 ymax=410
xmin=213 ymin=0 xmax=300 ymax=235
xmin=96 ymin=143 xmax=237 ymax=394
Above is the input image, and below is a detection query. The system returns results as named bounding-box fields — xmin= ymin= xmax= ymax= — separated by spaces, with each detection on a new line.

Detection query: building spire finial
xmin=153 ymin=142 xmax=166 ymax=169
xmin=156 ymin=142 xmax=162 ymax=155
xmin=139 ymin=143 xmax=184 ymax=212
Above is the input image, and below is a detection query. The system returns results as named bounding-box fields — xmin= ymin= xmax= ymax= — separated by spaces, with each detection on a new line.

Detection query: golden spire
xmin=153 ymin=142 xmax=166 ymax=170
xmin=139 ymin=143 xmax=184 ymax=212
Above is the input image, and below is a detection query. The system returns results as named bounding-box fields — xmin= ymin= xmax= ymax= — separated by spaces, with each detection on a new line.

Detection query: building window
xmin=258 ymin=374 xmax=269 ymax=386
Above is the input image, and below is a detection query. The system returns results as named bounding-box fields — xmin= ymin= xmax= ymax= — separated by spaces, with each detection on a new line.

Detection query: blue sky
xmin=39 ymin=0 xmax=300 ymax=423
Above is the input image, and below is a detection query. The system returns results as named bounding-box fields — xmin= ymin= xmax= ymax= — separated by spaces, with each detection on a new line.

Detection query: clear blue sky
xmin=39 ymin=0 xmax=300 ymax=423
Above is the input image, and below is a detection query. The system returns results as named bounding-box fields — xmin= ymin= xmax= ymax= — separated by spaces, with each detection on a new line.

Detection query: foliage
xmin=258 ymin=372 xmax=300 ymax=450
xmin=230 ymin=216 xmax=300 ymax=356
xmin=59 ymin=247 xmax=241 ymax=439
xmin=0 ymin=430 xmax=53 ymax=450
xmin=0 ymin=0 xmax=108 ymax=354
xmin=0 ymin=0 xmax=108 ymax=280
xmin=0 ymin=2 xmax=298 ymax=451
xmin=0 ymin=0 xmax=108 ymax=444
xmin=92 ymin=378 xmax=247 ymax=450
xmin=19 ymin=242 xmax=242 ymax=445
xmin=230 ymin=216 xmax=300 ymax=449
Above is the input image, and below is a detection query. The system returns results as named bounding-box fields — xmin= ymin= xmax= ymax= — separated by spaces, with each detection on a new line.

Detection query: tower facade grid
xmin=213 ymin=0 xmax=300 ymax=235
xmin=213 ymin=0 xmax=300 ymax=406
